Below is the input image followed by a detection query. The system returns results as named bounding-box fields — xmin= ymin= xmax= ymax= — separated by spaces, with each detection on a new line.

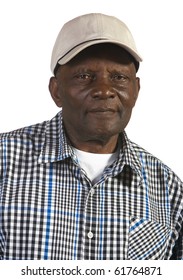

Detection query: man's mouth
xmin=89 ymin=107 xmax=116 ymax=113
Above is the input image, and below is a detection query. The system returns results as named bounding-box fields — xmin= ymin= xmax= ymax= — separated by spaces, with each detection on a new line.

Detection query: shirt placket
xmin=82 ymin=185 xmax=97 ymax=260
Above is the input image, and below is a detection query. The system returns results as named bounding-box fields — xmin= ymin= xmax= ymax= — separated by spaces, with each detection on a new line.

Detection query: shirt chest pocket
xmin=128 ymin=217 xmax=172 ymax=260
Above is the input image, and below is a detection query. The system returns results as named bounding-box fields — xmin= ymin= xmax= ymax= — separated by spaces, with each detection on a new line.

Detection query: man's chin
xmin=85 ymin=126 xmax=122 ymax=141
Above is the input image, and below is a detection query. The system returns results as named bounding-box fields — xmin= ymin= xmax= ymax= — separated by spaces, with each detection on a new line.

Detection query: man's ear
xmin=134 ymin=77 xmax=140 ymax=104
xmin=49 ymin=77 xmax=62 ymax=107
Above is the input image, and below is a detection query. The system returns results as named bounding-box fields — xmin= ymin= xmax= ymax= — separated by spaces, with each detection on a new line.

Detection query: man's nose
xmin=91 ymin=82 xmax=116 ymax=99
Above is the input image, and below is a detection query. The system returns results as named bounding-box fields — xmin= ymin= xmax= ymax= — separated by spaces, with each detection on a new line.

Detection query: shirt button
xmin=90 ymin=189 xmax=95 ymax=196
xmin=87 ymin=231 xmax=94 ymax=239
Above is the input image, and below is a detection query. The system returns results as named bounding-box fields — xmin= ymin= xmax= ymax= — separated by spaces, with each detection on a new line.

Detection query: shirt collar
xmin=38 ymin=111 xmax=72 ymax=163
xmin=38 ymin=111 xmax=142 ymax=178
xmin=119 ymin=132 xmax=142 ymax=179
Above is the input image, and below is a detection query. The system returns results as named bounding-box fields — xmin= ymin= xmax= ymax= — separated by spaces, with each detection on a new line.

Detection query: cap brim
xmin=57 ymin=39 xmax=143 ymax=66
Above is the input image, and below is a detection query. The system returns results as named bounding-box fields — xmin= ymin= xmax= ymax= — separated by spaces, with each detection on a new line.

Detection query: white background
xmin=0 ymin=0 xmax=182 ymax=180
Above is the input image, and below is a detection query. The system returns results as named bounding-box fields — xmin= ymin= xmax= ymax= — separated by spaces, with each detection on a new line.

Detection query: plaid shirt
xmin=0 ymin=111 xmax=183 ymax=260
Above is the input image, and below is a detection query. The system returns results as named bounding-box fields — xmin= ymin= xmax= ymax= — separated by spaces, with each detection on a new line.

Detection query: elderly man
xmin=0 ymin=13 xmax=182 ymax=260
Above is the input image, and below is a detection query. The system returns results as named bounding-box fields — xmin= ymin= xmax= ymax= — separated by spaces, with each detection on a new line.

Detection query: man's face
xmin=49 ymin=44 xmax=140 ymax=149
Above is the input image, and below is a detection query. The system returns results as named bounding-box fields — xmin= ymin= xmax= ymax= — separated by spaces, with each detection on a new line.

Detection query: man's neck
xmin=68 ymin=135 xmax=119 ymax=154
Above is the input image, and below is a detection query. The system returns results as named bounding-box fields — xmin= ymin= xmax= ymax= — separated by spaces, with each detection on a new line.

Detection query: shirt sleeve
xmin=0 ymin=137 xmax=3 ymax=190
xmin=170 ymin=215 xmax=183 ymax=259
xmin=0 ymin=135 xmax=7 ymax=187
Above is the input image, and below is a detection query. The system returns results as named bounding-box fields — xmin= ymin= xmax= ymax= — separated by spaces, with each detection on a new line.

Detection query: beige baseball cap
xmin=51 ymin=13 xmax=142 ymax=74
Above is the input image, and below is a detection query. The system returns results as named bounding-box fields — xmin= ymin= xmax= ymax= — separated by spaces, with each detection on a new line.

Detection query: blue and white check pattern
xmin=0 ymin=111 xmax=183 ymax=259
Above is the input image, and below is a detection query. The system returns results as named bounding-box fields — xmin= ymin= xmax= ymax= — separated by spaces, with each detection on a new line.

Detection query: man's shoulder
xmin=0 ymin=120 xmax=47 ymax=169
xmin=129 ymin=138 xmax=183 ymax=184
xmin=0 ymin=111 xmax=62 ymax=158
xmin=0 ymin=111 xmax=62 ymax=142
xmin=129 ymin=139 xmax=158 ymax=160
xmin=0 ymin=120 xmax=47 ymax=143
xmin=130 ymin=139 xmax=168 ymax=169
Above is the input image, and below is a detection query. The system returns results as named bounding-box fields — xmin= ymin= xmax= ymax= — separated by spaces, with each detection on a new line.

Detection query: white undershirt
xmin=73 ymin=147 xmax=119 ymax=184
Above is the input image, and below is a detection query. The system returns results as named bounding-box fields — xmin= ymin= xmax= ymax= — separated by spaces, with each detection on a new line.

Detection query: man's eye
xmin=112 ymin=74 xmax=128 ymax=82
xmin=76 ymin=73 xmax=92 ymax=80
